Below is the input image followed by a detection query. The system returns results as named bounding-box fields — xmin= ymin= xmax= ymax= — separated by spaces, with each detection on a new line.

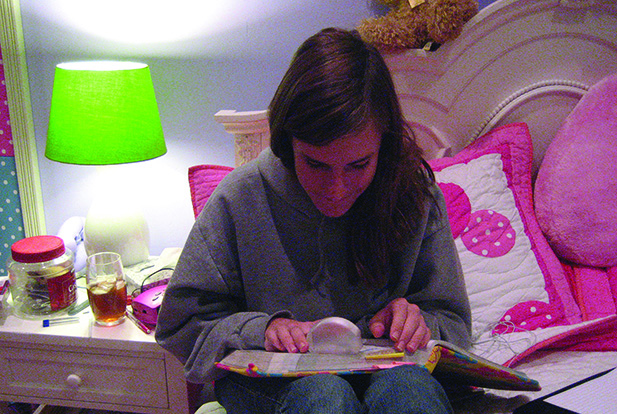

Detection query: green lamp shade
xmin=46 ymin=61 xmax=166 ymax=165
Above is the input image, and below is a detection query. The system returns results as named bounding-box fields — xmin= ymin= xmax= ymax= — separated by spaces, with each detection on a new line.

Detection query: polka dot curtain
xmin=0 ymin=44 xmax=26 ymax=275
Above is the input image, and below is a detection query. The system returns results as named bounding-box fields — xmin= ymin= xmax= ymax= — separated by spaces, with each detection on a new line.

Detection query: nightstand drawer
xmin=0 ymin=346 xmax=169 ymax=409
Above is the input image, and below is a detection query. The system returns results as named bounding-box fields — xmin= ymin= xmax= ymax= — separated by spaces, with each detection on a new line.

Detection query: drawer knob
xmin=66 ymin=374 xmax=82 ymax=388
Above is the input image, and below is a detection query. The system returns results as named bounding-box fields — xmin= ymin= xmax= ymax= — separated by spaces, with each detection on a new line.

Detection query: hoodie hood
xmin=256 ymin=147 xmax=322 ymax=220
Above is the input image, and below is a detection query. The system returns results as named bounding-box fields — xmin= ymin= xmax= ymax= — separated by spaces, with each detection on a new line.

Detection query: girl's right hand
xmin=265 ymin=318 xmax=316 ymax=353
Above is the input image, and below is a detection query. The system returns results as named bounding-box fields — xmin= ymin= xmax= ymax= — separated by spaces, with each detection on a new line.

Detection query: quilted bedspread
xmin=429 ymin=123 xmax=617 ymax=368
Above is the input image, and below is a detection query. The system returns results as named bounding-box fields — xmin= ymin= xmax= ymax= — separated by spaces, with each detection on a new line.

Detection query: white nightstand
xmin=0 ymin=300 xmax=190 ymax=413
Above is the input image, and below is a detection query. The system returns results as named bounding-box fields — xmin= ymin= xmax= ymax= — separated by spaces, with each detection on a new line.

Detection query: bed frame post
xmin=214 ymin=110 xmax=270 ymax=167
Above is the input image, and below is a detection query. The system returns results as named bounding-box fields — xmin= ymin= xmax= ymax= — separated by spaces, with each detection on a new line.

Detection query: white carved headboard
xmin=216 ymin=0 xmax=617 ymax=177
xmin=384 ymin=0 xmax=617 ymax=177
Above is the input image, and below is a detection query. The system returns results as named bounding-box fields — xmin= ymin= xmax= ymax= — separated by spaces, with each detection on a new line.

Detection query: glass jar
xmin=7 ymin=235 xmax=76 ymax=317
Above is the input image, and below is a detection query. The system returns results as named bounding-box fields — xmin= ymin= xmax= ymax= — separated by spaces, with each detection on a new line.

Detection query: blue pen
xmin=42 ymin=316 xmax=80 ymax=327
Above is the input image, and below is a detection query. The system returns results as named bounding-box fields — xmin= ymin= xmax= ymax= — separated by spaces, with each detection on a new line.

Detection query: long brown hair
xmin=270 ymin=28 xmax=435 ymax=288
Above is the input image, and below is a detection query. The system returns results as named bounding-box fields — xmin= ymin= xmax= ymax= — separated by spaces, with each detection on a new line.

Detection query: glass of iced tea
xmin=85 ymin=252 xmax=127 ymax=326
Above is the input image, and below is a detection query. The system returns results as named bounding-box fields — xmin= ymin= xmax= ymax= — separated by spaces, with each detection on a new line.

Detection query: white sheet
xmin=453 ymin=351 xmax=617 ymax=413
xmin=544 ymin=368 xmax=617 ymax=414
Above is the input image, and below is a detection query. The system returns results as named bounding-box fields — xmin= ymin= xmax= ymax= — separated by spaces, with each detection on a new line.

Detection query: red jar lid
xmin=11 ymin=235 xmax=66 ymax=263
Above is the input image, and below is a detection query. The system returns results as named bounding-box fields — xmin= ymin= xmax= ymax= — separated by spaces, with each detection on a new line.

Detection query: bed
xmin=195 ymin=0 xmax=617 ymax=412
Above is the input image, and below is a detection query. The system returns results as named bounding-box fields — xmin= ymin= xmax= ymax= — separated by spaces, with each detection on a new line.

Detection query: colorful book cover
xmin=429 ymin=341 xmax=540 ymax=391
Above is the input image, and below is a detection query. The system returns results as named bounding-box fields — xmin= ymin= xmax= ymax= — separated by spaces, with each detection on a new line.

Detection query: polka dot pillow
xmin=428 ymin=123 xmax=583 ymax=340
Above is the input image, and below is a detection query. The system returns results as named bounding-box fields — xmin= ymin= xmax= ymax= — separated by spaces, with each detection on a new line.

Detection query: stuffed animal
xmin=358 ymin=0 xmax=479 ymax=51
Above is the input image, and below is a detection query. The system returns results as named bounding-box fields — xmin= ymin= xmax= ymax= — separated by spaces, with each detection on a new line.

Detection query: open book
xmin=216 ymin=339 xmax=541 ymax=391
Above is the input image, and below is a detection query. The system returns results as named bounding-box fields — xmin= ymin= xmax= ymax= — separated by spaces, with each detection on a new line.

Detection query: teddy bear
xmin=357 ymin=0 xmax=479 ymax=51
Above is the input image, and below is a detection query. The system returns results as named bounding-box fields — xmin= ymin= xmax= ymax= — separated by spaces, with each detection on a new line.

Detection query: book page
xmin=545 ymin=369 xmax=617 ymax=414
xmin=218 ymin=341 xmax=415 ymax=376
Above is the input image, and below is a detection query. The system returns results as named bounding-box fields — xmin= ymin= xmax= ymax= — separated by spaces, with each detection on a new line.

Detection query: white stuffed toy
xmin=56 ymin=216 xmax=87 ymax=272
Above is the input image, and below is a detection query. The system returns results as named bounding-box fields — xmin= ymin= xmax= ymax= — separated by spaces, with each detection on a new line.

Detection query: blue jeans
xmin=215 ymin=365 xmax=453 ymax=414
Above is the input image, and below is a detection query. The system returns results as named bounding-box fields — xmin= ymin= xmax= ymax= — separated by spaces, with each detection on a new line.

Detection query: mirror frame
xmin=0 ymin=0 xmax=45 ymax=236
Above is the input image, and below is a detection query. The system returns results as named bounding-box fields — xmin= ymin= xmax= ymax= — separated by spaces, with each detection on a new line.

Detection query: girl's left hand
xmin=368 ymin=297 xmax=431 ymax=352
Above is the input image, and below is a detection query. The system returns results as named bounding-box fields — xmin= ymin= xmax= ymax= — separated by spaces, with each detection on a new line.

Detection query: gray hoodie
xmin=155 ymin=148 xmax=471 ymax=383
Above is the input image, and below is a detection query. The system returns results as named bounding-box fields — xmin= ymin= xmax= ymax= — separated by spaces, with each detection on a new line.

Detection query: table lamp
xmin=45 ymin=61 xmax=166 ymax=266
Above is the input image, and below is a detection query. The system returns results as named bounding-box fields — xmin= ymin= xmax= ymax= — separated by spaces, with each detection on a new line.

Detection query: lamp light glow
xmin=46 ymin=61 xmax=166 ymax=266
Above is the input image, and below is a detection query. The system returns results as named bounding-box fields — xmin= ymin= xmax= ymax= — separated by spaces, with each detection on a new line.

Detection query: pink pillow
xmin=429 ymin=123 xmax=582 ymax=339
xmin=534 ymin=73 xmax=617 ymax=267
xmin=188 ymin=164 xmax=233 ymax=218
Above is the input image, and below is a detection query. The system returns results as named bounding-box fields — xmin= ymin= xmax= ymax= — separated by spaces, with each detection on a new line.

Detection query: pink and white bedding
xmin=422 ymin=123 xmax=617 ymax=411
xmin=429 ymin=123 xmax=582 ymax=343
xmin=429 ymin=123 xmax=617 ymax=369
